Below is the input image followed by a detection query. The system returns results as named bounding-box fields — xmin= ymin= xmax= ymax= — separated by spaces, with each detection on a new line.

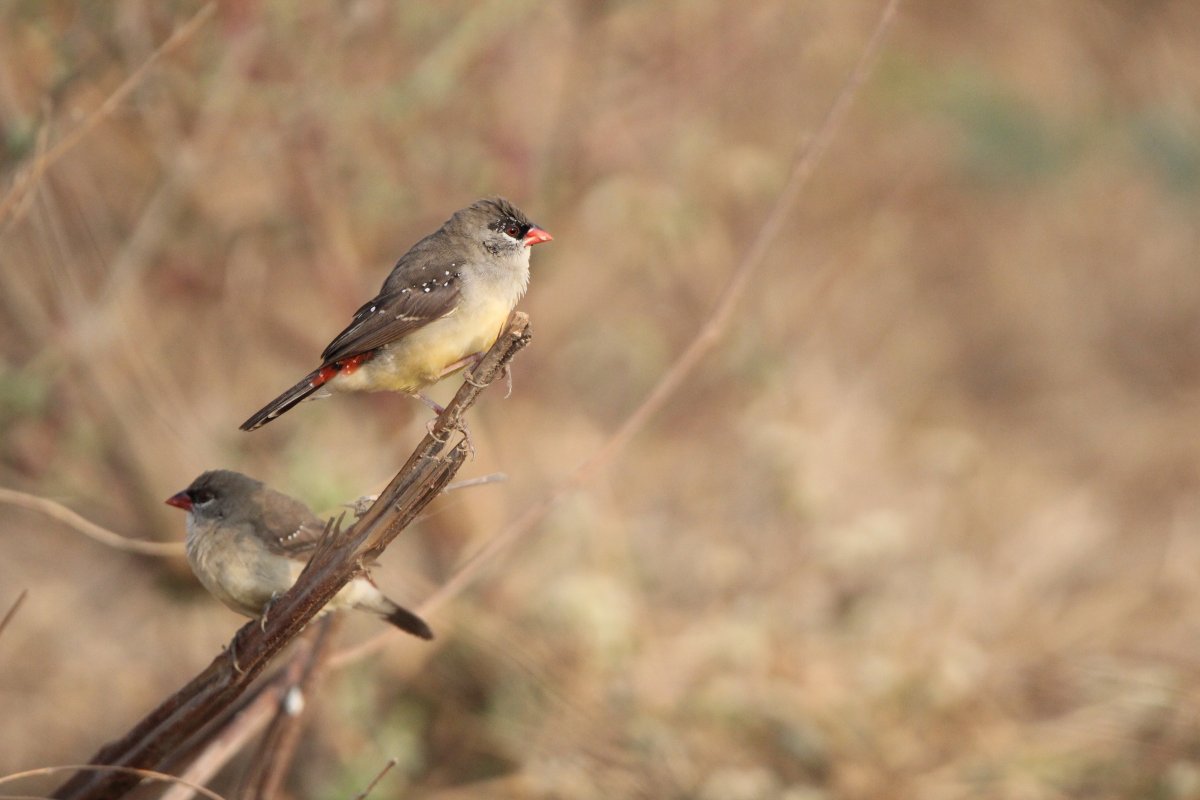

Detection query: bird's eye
xmin=502 ymin=221 xmax=526 ymax=239
xmin=191 ymin=489 xmax=215 ymax=505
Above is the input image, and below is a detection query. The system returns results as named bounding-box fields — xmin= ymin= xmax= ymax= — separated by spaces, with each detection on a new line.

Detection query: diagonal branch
xmin=238 ymin=617 xmax=339 ymax=800
xmin=50 ymin=314 xmax=532 ymax=800
xmin=153 ymin=626 xmax=337 ymax=800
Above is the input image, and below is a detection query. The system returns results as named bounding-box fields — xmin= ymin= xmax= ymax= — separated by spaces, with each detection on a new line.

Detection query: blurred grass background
xmin=2 ymin=1 xmax=1200 ymax=797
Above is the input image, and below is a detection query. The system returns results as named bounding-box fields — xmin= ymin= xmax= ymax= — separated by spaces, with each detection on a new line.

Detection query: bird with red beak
xmin=167 ymin=470 xmax=433 ymax=639
xmin=240 ymin=197 xmax=552 ymax=431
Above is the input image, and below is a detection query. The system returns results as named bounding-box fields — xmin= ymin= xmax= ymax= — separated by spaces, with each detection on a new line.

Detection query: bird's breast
xmin=331 ymin=285 xmax=520 ymax=393
xmin=186 ymin=520 xmax=295 ymax=618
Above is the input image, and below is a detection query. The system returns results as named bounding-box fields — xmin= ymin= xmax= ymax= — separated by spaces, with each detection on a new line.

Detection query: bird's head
xmin=454 ymin=197 xmax=552 ymax=262
xmin=166 ymin=470 xmax=263 ymax=522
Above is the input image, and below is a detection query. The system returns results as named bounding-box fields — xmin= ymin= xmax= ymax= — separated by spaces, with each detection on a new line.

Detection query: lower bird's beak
xmin=523 ymin=227 xmax=552 ymax=247
xmin=165 ymin=491 xmax=193 ymax=511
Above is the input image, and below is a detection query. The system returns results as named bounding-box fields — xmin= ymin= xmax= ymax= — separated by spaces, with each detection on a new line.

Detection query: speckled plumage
xmin=240 ymin=197 xmax=550 ymax=431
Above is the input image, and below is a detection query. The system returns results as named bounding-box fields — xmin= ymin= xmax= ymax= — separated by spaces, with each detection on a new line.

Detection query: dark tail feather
xmin=385 ymin=604 xmax=434 ymax=640
xmin=351 ymin=579 xmax=433 ymax=639
xmin=240 ymin=368 xmax=326 ymax=431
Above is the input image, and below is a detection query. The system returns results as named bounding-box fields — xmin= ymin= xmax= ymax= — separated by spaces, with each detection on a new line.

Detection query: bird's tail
xmin=239 ymin=368 xmax=327 ymax=431
xmin=340 ymin=574 xmax=434 ymax=639
xmin=382 ymin=603 xmax=435 ymax=640
xmin=356 ymin=594 xmax=434 ymax=640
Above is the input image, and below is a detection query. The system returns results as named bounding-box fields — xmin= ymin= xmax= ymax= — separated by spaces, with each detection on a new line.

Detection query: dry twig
xmin=0 ymin=488 xmax=183 ymax=557
xmin=0 ymin=765 xmax=227 ymax=800
xmin=49 ymin=314 xmax=531 ymax=800
xmin=351 ymin=758 xmax=399 ymax=800
xmin=0 ymin=589 xmax=28 ymax=644
xmin=156 ymin=633 xmax=332 ymax=800
xmin=237 ymin=617 xmax=339 ymax=800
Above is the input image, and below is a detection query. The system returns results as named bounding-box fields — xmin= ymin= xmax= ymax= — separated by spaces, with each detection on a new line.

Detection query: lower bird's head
xmin=166 ymin=469 xmax=263 ymax=523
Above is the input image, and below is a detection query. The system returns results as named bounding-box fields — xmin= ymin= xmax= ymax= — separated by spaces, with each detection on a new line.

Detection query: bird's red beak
xmin=523 ymin=226 xmax=552 ymax=247
xmin=165 ymin=491 xmax=193 ymax=511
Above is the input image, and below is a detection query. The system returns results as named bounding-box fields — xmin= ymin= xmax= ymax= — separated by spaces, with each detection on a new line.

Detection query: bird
xmin=165 ymin=469 xmax=433 ymax=640
xmin=239 ymin=197 xmax=551 ymax=431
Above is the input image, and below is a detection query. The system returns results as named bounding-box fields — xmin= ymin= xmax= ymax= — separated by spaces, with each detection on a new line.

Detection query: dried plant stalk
xmin=51 ymin=314 xmax=532 ymax=800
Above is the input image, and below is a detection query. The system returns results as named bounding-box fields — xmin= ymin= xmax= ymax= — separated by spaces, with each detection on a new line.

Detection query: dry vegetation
xmin=2 ymin=1 xmax=1200 ymax=798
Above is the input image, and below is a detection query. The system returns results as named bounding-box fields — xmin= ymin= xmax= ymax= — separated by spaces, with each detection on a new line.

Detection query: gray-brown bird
xmin=240 ymin=197 xmax=551 ymax=431
xmin=166 ymin=470 xmax=432 ymax=640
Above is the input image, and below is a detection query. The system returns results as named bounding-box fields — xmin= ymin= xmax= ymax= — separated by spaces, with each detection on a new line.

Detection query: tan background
xmin=2 ymin=1 xmax=1200 ymax=797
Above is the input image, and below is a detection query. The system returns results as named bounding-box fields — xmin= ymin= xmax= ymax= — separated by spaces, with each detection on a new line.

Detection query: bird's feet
xmin=416 ymin=392 xmax=454 ymax=444
xmin=224 ymin=640 xmax=245 ymax=675
xmin=412 ymin=392 xmax=445 ymax=415
xmin=416 ymin=388 xmax=475 ymax=456
xmin=425 ymin=416 xmax=450 ymax=443
xmin=259 ymin=592 xmax=281 ymax=632
xmin=464 ymin=358 xmax=512 ymax=397
xmin=425 ymin=415 xmax=475 ymax=458
xmin=458 ymin=421 xmax=476 ymax=459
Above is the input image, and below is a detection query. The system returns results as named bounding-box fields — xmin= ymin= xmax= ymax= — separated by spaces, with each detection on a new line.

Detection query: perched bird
xmin=240 ymin=197 xmax=551 ymax=431
xmin=166 ymin=470 xmax=433 ymax=640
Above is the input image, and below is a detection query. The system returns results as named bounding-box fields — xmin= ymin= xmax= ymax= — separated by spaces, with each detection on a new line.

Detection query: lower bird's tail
xmin=383 ymin=603 xmax=435 ymax=640
xmin=341 ymin=578 xmax=435 ymax=640
xmin=358 ymin=595 xmax=434 ymax=640
xmin=240 ymin=368 xmax=327 ymax=431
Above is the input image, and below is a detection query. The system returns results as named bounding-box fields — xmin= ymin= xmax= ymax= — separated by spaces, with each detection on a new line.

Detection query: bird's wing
xmin=320 ymin=264 xmax=463 ymax=364
xmin=255 ymin=491 xmax=332 ymax=560
xmin=264 ymin=516 xmax=331 ymax=560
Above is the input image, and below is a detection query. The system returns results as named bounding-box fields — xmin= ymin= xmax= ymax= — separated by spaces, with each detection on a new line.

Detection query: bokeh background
xmin=3 ymin=1 xmax=1200 ymax=797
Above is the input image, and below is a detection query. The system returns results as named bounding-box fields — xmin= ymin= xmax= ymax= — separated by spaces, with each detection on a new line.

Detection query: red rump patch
xmin=338 ymin=353 xmax=372 ymax=374
xmin=313 ymin=352 xmax=374 ymax=386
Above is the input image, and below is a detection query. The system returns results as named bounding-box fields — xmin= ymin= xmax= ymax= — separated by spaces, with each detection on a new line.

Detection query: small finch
xmin=240 ymin=197 xmax=551 ymax=431
xmin=166 ymin=469 xmax=432 ymax=640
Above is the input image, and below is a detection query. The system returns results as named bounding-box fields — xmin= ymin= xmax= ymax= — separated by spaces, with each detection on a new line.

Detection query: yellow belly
xmin=330 ymin=294 xmax=512 ymax=393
